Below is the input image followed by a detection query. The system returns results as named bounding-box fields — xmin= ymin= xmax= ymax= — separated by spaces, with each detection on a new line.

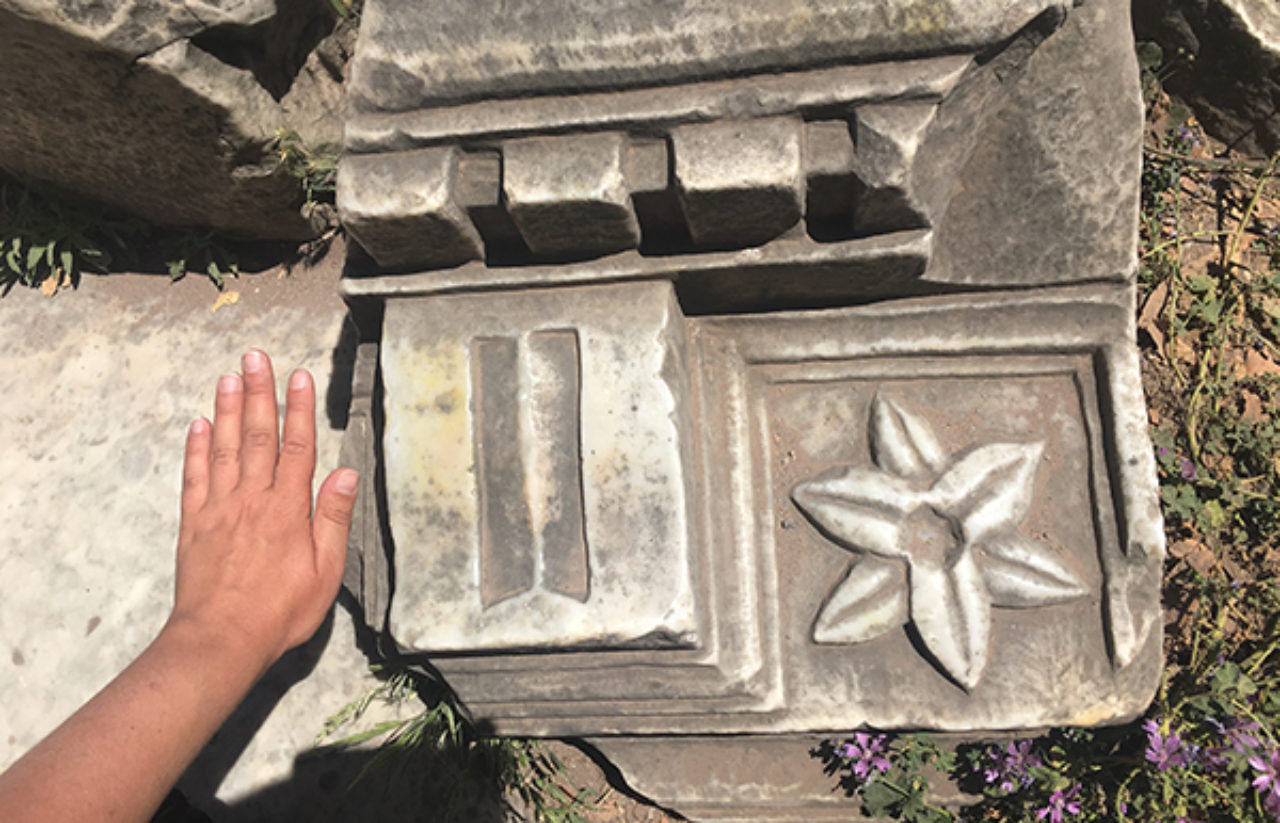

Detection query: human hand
xmin=166 ymin=350 xmax=358 ymax=677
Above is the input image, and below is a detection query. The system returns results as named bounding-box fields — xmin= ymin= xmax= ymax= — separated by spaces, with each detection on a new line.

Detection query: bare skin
xmin=0 ymin=350 xmax=358 ymax=823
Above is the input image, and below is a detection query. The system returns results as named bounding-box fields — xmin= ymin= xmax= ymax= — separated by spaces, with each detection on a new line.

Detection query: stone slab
xmin=380 ymin=281 xmax=699 ymax=653
xmin=347 ymin=0 xmax=1070 ymax=112
xmin=0 ymin=248 xmax=385 ymax=817
xmin=355 ymin=281 xmax=1163 ymax=737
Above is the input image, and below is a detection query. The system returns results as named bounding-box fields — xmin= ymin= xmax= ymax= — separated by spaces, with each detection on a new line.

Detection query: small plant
xmin=816 ymin=733 xmax=956 ymax=821
xmin=269 ymin=129 xmax=338 ymax=207
xmin=317 ymin=666 xmax=597 ymax=822
xmin=0 ymin=177 xmax=137 ymax=294
xmin=161 ymin=229 xmax=240 ymax=290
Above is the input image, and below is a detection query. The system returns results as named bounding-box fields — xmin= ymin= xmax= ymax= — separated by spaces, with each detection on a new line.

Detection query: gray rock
xmin=0 ymin=0 xmax=349 ymax=240
xmin=1133 ymin=0 xmax=1280 ymax=157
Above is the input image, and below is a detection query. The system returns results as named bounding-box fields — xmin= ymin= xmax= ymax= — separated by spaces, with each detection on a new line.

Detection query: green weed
xmin=0 ymin=177 xmax=136 ymax=294
xmin=316 ymin=666 xmax=597 ymax=822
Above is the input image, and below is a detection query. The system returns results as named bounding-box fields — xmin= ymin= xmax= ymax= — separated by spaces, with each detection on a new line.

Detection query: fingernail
xmin=289 ymin=369 xmax=309 ymax=391
xmin=243 ymin=350 xmax=267 ymax=373
xmin=334 ymin=468 xmax=359 ymax=495
xmin=190 ymin=418 xmax=209 ymax=435
xmin=217 ymin=374 xmax=240 ymax=394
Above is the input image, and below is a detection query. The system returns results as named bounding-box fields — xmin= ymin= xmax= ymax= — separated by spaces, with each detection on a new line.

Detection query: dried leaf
xmin=39 ymin=274 xmax=58 ymax=297
xmin=1171 ymin=335 xmax=1198 ymax=367
xmin=210 ymin=290 xmax=241 ymax=314
xmin=812 ymin=557 xmax=909 ymax=644
xmin=1169 ymin=538 xmax=1216 ymax=577
xmin=1138 ymin=279 xmax=1169 ymax=354
xmin=1245 ymin=349 xmax=1280 ymax=377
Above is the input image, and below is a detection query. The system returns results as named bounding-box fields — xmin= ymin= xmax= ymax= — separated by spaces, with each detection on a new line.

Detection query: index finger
xmin=274 ymin=368 xmax=317 ymax=496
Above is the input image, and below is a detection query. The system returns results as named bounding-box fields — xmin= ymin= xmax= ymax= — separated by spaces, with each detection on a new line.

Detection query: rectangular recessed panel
xmin=525 ymin=329 xmax=590 ymax=602
xmin=472 ymin=336 xmax=536 ymax=608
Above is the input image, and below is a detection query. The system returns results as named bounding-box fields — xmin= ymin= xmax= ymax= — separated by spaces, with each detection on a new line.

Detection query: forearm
xmin=0 ymin=618 xmax=270 ymax=823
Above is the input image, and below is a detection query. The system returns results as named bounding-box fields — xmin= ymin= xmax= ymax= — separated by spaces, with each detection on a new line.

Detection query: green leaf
xmin=1188 ymin=273 xmax=1216 ymax=294
xmin=25 ymin=242 xmax=43 ymax=272
xmin=1136 ymin=41 xmax=1164 ymax=70
xmin=861 ymin=779 xmax=900 ymax=816
xmin=206 ymin=260 xmax=223 ymax=289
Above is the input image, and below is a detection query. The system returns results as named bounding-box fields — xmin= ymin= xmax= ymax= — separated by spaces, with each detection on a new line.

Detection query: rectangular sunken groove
xmin=524 ymin=329 xmax=590 ymax=603
xmin=472 ymin=336 xmax=536 ymax=607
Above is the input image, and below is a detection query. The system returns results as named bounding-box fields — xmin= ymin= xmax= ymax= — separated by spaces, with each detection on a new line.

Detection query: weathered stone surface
xmin=345 ymin=56 xmax=972 ymax=154
xmin=503 ymin=132 xmax=640 ymax=259
xmin=336 ymin=148 xmax=483 ymax=270
xmin=1133 ymin=0 xmax=1280 ymax=157
xmin=0 ymin=0 xmax=349 ymax=240
xmin=851 ymin=102 xmax=937 ymax=235
xmin=338 ymin=1 xmax=1162 ymax=816
xmin=380 ymin=281 xmax=698 ymax=653
xmin=923 ymin=0 xmax=1144 ymax=287
xmin=0 ymin=250 xmax=387 ymax=817
xmin=672 ymin=117 xmax=805 ymax=248
xmin=345 ymin=280 xmax=1164 ymax=736
xmin=347 ymin=0 xmax=1071 ymax=112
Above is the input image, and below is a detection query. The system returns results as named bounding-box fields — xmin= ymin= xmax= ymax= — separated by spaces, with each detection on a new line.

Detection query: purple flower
xmin=1250 ymin=749 xmax=1280 ymax=819
xmin=1036 ymin=784 xmax=1082 ymax=823
xmin=1229 ymin=719 xmax=1263 ymax=753
xmin=1144 ymin=719 xmax=1189 ymax=771
xmin=1179 ymin=457 xmax=1197 ymax=481
xmin=983 ymin=740 xmax=1041 ymax=792
xmin=838 ymin=733 xmax=891 ymax=780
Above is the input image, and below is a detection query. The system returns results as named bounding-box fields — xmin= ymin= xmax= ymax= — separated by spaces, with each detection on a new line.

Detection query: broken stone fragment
xmin=0 ymin=0 xmax=349 ymax=240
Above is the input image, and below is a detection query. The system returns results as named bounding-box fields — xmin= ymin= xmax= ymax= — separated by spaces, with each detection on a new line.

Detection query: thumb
xmin=312 ymin=467 xmax=359 ymax=583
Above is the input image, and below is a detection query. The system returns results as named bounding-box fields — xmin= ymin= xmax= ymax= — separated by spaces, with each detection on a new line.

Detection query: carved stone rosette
xmin=336 ymin=0 xmax=1162 ymax=818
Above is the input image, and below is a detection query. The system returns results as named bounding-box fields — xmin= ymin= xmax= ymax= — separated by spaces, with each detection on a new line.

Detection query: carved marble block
xmin=337 ymin=0 xmax=1161 ymax=816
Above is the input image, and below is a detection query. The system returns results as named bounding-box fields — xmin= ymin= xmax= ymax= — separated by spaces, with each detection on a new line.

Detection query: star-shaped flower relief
xmin=791 ymin=395 xmax=1089 ymax=690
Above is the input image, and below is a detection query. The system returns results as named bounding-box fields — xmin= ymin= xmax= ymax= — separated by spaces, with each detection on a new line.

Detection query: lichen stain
xmin=896 ymin=0 xmax=955 ymax=36
xmin=782 ymin=1 xmax=815 ymax=36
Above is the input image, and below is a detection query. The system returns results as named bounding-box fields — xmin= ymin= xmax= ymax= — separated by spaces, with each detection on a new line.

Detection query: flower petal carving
xmin=928 ymin=442 xmax=1043 ymax=544
xmin=792 ymin=467 xmax=921 ymax=558
xmin=793 ymin=395 xmax=1088 ymax=691
xmin=909 ymin=551 xmax=991 ymax=690
xmin=813 ymin=556 xmax=909 ymax=644
xmin=980 ymin=534 xmax=1090 ymax=608
xmin=870 ymin=396 xmax=949 ymax=480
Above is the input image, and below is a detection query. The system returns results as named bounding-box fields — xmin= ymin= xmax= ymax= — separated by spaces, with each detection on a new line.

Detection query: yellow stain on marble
xmin=1069 ymin=700 xmax=1126 ymax=727
xmin=898 ymin=0 xmax=954 ymax=35
xmin=392 ymin=342 xmax=475 ymax=516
